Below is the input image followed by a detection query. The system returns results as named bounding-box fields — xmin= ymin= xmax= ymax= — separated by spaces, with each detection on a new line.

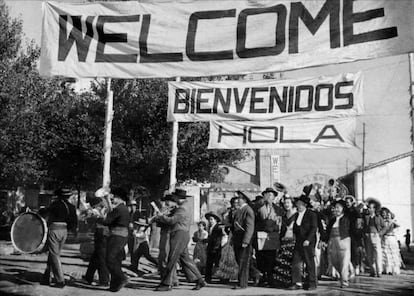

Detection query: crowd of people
xmin=38 ymin=183 xmax=408 ymax=292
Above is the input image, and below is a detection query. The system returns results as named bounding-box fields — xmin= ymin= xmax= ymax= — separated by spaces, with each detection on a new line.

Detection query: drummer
xmin=41 ymin=188 xmax=78 ymax=288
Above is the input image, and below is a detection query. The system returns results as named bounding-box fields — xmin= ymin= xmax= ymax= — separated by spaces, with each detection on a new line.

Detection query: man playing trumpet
xmin=153 ymin=189 xmax=206 ymax=291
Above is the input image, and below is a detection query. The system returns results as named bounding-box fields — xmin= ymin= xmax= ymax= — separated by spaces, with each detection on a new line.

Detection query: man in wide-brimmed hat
xmin=363 ymin=197 xmax=386 ymax=277
xmin=256 ymin=187 xmax=285 ymax=286
xmin=154 ymin=189 xmax=206 ymax=291
xmin=41 ymin=188 xmax=77 ymax=288
xmin=204 ymin=211 xmax=223 ymax=283
xmin=288 ymin=193 xmax=318 ymax=291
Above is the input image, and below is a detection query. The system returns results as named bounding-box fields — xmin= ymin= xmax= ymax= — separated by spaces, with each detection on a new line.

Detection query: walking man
xmin=41 ymin=188 xmax=77 ymax=288
xmin=289 ymin=193 xmax=318 ymax=290
xmin=103 ymin=187 xmax=130 ymax=292
xmin=154 ymin=189 xmax=205 ymax=291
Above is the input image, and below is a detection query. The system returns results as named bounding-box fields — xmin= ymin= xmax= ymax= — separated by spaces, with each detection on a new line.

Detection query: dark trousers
xmin=292 ymin=245 xmax=317 ymax=288
xmin=205 ymin=251 xmax=220 ymax=282
xmin=233 ymin=243 xmax=252 ymax=288
xmin=131 ymin=241 xmax=158 ymax=270
xmin=161 ymin=230 xmax=202 ymax=286
xmin=85 ymin=234 xmax=109 ymax=285
xmin=106 ymin=235 xmax=128 ymax=288
xmin=158 ymin=230 xmax=178 ymax=284
xmin=43 ymin=227 xmax=67 ymax=284
xmin=256 ymin=250 xmax=276 ymax=283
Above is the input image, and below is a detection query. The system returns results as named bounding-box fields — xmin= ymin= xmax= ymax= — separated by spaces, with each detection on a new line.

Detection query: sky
xmin=5 ymin=0 xmax=413 ymax=184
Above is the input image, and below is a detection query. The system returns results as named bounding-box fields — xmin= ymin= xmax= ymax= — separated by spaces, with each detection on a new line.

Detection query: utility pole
xmin=361 ymin=123 xmax=366 ymax=202
xmin=169 ymin=77 xmax=180 ymax=192
xmin=102 ymin=78 xmax=113 ymax=189
xmin=409 ymin=53 xmax=414 ymax=152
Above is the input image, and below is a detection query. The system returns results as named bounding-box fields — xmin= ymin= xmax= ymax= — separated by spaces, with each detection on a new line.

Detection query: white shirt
xmin=296 ymin=209 xmax=306 ymax=226
xmin=333 ymin=214 xmax=344 ymax=228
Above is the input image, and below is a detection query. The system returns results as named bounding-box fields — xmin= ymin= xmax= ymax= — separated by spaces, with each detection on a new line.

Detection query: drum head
xmin=11 ymin=212 xmax=47 ymax=253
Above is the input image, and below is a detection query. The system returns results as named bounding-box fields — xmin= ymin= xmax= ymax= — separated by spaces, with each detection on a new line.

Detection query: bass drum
xmin=11 ymin=212 xmax=48 ymax=254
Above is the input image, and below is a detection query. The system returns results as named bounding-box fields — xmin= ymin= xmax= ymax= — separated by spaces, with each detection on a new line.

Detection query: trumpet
xmin=147 ymin=203 xmax=175 ymax=224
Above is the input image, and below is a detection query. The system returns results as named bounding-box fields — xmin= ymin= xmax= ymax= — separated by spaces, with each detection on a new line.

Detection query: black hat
xmin=54 ymin=188 xmax=72 ymax=199
xmin=235 ymin=190 xmax=250 ymax=202
xmin=332 ymin=199 xmax=347 ymax=209
xmin=111 ymin=187 xmax=128 ymax=202
xmin=274 ymin=182 xmax=287 ymax=193
xmin=205 ymin=211 xmax=221 ymax=222
xmin=294 ymin=194 xmax=310 ymax=206
xmin=366 ymin=197 xmax=381 ymax=210
xmin=261 ymin=187 xmax=278 ymax=196
xmin=164 ymin=189 xmax=191 ymax=203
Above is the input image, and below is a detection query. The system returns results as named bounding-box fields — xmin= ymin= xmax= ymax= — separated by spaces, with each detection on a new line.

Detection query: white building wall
xmin=356 ymin=156 xmax=413 ymax=241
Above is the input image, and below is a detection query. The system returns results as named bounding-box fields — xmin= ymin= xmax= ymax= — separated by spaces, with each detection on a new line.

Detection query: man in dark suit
xmin=232 ymin=191 xmax=255 ymax=289
xmin=154 ymin=189 xmax=205 ymax=291
xmin=204 ymin=211 xmax=223 ymax=283
xmin=289 ymin=194 xmax=318 ymax=290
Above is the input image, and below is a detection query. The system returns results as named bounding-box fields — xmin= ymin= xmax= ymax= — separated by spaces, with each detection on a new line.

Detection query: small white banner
xmin=271 ymin=155 xmax=281 ymax=183
xmin=168 ymin=72 xmax=363 ymax=122
xmin=208 ymin=117 xmax=356 ymax=149
xmin=40 ymin=0 xmax=414 ymax=78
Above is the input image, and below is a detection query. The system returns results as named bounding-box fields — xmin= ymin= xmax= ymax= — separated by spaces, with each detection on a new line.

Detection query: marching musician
xmin=153 ymin=189 xmax=206 ymax=291
xmin=41 ymin=188 xmax=77 ymax=288
xmin=102 ymin=187 xmax=130 ymax=292
xmin=83 ymin=191 xmax=110 ymax=287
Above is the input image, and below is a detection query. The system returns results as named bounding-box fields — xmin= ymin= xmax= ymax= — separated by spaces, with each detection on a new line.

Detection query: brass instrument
xmin=147 ymin=203 xmax=175 ymax=224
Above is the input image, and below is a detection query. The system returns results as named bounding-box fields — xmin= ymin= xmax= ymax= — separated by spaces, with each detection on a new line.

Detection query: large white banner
xmin=168 ymin=72 xmax=363 ymax=122
xmin=40 ymin=0 xmax=414 ymax=78
xmin=209 ymin=117 xmax=356 ymax=149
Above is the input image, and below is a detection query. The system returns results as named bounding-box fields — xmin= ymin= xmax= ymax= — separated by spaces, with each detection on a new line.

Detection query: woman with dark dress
xmin=273 ymin=196 xmax=297 ymax=288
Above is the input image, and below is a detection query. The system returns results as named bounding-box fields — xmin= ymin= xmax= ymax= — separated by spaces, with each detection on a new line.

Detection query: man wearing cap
xmin=256 ymin=187 xmax=284 ymax=286
xmin=41 ymin=188 xmax=77 ymax=288
xmin=232 ymin=191 xmax=255 ymax=289
xmin=103 ymin=187 xmax=130 ymax=292
xmin=205 ymin=211 xmax=223 ymax=283
xmin=153 ymin=189 xmax=206 ymax=291
xmin=289 ymin=194 xmax=318 ymax=290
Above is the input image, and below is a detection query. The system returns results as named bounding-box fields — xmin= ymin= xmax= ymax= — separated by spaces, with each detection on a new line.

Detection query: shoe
xmin=54 ymin=282 xmax=66 ymax=289
xmin=192 ymin=279 xmax=206 ymax=290
xmin=232 ymin=285 xmax=247 ymax=290
xmin=287 ymin=284 xmax=302 ymax=290
xmin=307 ymin=286 xmax=317 ymax=291
xmin=81 ymin=275 xmax=93 ymax=285
xmin=376 ymin=274 xmax=381 ymax=278
xmin=155 ymin=285 xmax=172 ymax=292
xmin=40 ymin=279 xmax=50 ymax=286
xmin=109 ymin=279 xmax=128 ymax=292
xmin=172 ymin=282 xmax=180 ymax=287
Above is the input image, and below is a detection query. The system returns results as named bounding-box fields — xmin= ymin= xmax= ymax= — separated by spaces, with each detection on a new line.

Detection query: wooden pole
xmin=169 ymin=77 xmax=180 ymax=192
xmin=361 ymin=122 xmax=366 ymax=202
xmin=409 ymin=53 xmax=414 ymax=149
xmin=103 ymin=78 xmax=113 ymax=189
